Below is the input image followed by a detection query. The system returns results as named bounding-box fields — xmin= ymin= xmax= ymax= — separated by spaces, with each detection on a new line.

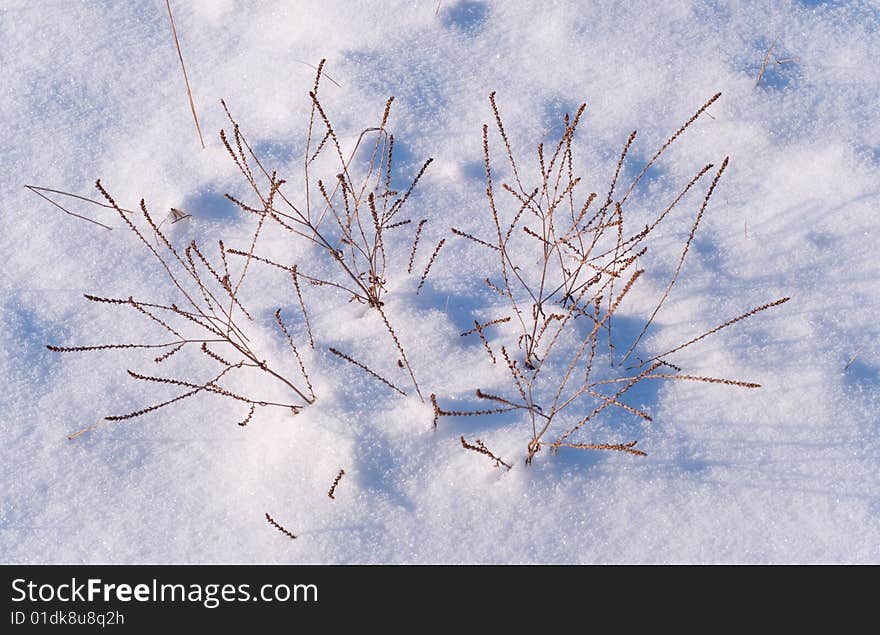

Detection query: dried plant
xmin=440 ymin=92 xmax=789 ymax=463
xmin=460 ymin=436 xmax=512 ymax=470
xmin=416 ymin=238 xmax=446 ymax=294
xmin=43 ymin=60 xmax=438 ymax=441
xmin=265 ymin=512 xmax=297 ymax=539
xmin=328 ymin=347 xmax=407 ymax=396
xmin=24 ymin=183 xmax=134 ymax=231
xmin=46 ymin=180 xmax=315 ymax=436
xmin=165 ymin=0 xmax=205 ymax=149
xmin=219 ymin=60 xmax=433 ymax=401
xmin=327 ymin=469 xmax=346 ymax=499
xmin=35 ymin=57 xmax=793 ymax=538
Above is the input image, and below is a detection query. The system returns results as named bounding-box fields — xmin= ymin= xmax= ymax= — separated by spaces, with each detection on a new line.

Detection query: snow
xmin=1 ymin=0 xmax=878 ymax=563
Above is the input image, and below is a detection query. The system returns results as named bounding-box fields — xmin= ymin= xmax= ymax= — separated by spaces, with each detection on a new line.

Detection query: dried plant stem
xmin=460 ymin=436 xmax=512 ymax=470
xmin=451 ymin=227 xmax=498 ymax=251
xmin=238 ymin=403 xmax=256 ymax=427
xmin=547 ymin=440 xmax=646 ymax=457
xmin=621 ymin=157 xmax=730 ymax=364
xmin=25 ymin=184 xmax=123 ymax=230
xmin=619 ymin=92 xmax=721 ymax=205
xmin=408 ymin=219 xmax=427 ymax=273
xmin=328 ymin=347 xmax=406 ymax=396
xmin=459 ymin=316 xmax=511 ymax=337
xmin=165 ymin=0 xmax=205 ymax=149
xmin=432 ymin=400 xmax=519 ymax=419
xmin=473 ymin=320 xmax=496 ymax=363
xmin=417 ymin=238 xmax=446 ymax=294
xmin=447 ymin=91 xmax=788 ymax=464
xmin=755 ymin=38 xmax=778 ymax=87
xmin=290 ymin=266 xmax=314 ymax=348
xmin=52 ymin=178 xmax=315 ymax=435
xmin=377 ymin=305 xmax=423 ymax=401
xmin=639 ymin=296 xmax=790 ymax=366
xmin=265 ymin=512 xmax=297 ymax=539
xmin=328 ymin=469 xmax=345 ymax=499
xmin=274 ymin=309 xmax=316 ymax=401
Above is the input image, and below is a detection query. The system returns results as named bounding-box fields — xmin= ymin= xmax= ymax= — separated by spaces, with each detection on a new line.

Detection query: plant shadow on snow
xmin=3 ymin=300 xmax=66 ymax=387
xmin=843 ymin=358 xmax=880 ymax=392
xmin=747 ymin=37 xmax=801 ymax=92
xmin=622 ymin=152 xmax=667 ymax=198
xmin=413 ymin=286 xmax=499 ymax=337
xmin=345 ymin=50 xmax=446 ymax=123
xmin=690 ymin=234 xmax=724 ymax=272
xmin=545 ymin=314 xmax=665 ymax=471
xmin=853 ymin=145 xmax=880 ymax=169
xmin=439 ymin=0 xmax=490 ymax=35
xmin=797 ymin=0 xmax=836 ymax=7
xmin=349 ymin=132 xmax=423 ymax=195
xmin=459 ymin=160 xmax=486 ymax=183
xmin=252 ymin=140 xmax=297 ymax=167
xmin=349 ymin=424 xmax=418 ymax=512
xmin=182 ymin=189 xmax=239 ymax=223
xmin=417 ymin=281 xmax=666 ymax=473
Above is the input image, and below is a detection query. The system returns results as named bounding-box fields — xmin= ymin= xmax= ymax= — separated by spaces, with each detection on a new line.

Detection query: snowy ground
xmin=2 ymin=0 xmax=878 ymax=563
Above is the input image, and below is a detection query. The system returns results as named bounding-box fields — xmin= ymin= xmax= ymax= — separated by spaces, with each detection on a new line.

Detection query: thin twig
xmin=265 ymin=512 xmax=297 ymax=539
xmin=755 ymin=38 xmax=778 ymax=87
xmin=328 ymin=469 xmax=345 ymax=499
xmin=328 ymin=347 xmax=406 ymax=396
xmin=460 ymin=436 xmax=512 ymax=470
xmin=165 ymin=0 xmax=205 ymax=149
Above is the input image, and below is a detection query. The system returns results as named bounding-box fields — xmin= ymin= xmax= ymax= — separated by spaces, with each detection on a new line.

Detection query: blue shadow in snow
xmin=350 ymin=428 xmax=417 ymax=512
xmin=620 ymin=151 xmax=667 ymax=200
xmin=534 ymin=313 xmax=665 ymax=473
xmin=420 ymin=284 xmax=665 ymax=471
xmin=351 ymin=134 xmax=426 ymax=195
xmin=797 ymin=0 xmax=837 ymax=7
xmin=750 ymin=37 xmax=801 ymax=91
xmin=5 ymin=301 xmax=65 ymax=387
xmin=460 ymin=159 xmax=486 ymax=183
xmin=440 ymin=0 xmax=489 ymax=34
xmin=843 ymin=359 xmax=880 ymax=391
xmin=602 ymin=314 xmax=665 ymax=412
xmin=755 ymin=61 xmax=799 ymax=91
xmin=414 ymin=286 xmax=502 ymax=339
xmin=252 ymin=140 xmax=296 ymax=167
xmin=690 ymin=234 xmax=724 ymax=273
xmin=183 ymin=190 xmax=239 ymax=222
xmin=861 ymin=146 xmax=880 ymax=167
xmin=346 ymin=50 xmax=446 ymax=121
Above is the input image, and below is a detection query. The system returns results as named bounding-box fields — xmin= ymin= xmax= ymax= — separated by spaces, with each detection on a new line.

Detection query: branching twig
xmin=460 ymin=436 xmax=512 ymax=470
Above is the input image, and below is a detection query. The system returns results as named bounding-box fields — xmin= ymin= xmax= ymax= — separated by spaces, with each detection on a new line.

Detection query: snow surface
xmin=2 ymin=0 xmax=878 ymax=563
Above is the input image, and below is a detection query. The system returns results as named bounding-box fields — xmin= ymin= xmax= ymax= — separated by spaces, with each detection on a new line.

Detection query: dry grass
xmin=43 ymin=60 xmax=436 ymax=444
xmin=47 ymin=180 xmax=315 ymax=437
xmin=265 ymin=512 xmax=297 ymax=539
xmin=24 ymin=184 xmax=132 ymax=230
xmin=327 ymin=469 xmax=346 ymax=499
xmin=165 ymin=0 xmax=205 ymax=149
xmin=37 ymin=63 xmax=788 ymax=483
xmin=219 ymin=61 xmax=432 ymax=401
xmin=439 ymin=92 xmax=789 ymax=464
xmin=460 ymin=436 xmax=512 ymax=470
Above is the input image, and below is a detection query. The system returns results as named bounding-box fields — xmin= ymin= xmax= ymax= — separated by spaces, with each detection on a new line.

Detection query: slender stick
xmin=165 ymin=0 xmax=205 ymax=149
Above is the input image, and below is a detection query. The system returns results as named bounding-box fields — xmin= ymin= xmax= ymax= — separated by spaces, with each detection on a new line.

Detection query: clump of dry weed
xmin=440 ymin=92 xmax=789 ymax=463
